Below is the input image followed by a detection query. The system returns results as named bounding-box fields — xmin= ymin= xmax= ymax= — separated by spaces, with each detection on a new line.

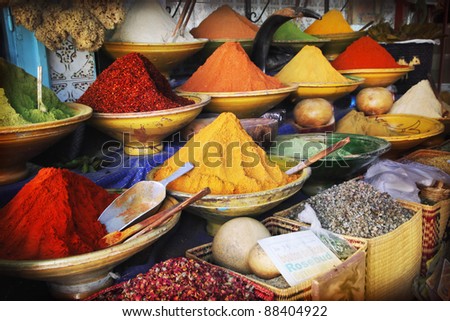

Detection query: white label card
xmin=258 ymin=230 xmax=342 ymax=287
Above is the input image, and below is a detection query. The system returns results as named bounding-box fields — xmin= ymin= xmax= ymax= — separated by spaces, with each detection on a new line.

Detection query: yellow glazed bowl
xmin=314 ymin=31 xmax=367 ymax=61
xmin=370 ymin=114 xmax=444 ymax=151
xmin=0 ymin=103 xmax=92 ymax=185
xmin=102 ymin=40 xmax=208 ymax=77
xmin=146 ymin=157 xmax=312 ymax=236
xmin=338 ymin=66 xmax=414 ymax=88
xmin=0 ymin=196 xmax=181 ymax=300
xmin=177 ymin=84 xmax=298 ymax=118
xmin=293 ymin=76 xmax=364 ymax=102
xmin=88 ymin=94 xmax=210 ymax=155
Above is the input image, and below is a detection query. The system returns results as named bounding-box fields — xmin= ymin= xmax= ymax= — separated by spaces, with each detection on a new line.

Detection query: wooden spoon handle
xmin=285 ymin=136 xmax=351 ymax=175
xmin=100 ymin=187 xmax=211 ymax=248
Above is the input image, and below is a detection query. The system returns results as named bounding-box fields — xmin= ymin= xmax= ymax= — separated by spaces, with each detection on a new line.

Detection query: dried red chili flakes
xmin=90 ymin=257 xmax=267 ymax=301
xmin=77 ymin=53 xmax=193 ymax=113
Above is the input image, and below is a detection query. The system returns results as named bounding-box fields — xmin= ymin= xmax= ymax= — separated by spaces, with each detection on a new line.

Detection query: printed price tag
xmin=258 ymin=230 xmax=341 ymax=287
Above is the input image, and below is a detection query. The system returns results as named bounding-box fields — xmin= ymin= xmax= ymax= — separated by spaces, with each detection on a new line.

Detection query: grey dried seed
xmin=289 ymin=180 xmax=414 ymax=238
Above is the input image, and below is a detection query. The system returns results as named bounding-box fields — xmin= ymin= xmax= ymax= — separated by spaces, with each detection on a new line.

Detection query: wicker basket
xmin=400 ymin=149 xmax=450 ymax=203
xmin=397 ymin=198 xmax=450 ymax=277
xmin=186 ymin=217 xmax=368 ymax=301
xmin=274 ymin=202 xmax=422 ymax=300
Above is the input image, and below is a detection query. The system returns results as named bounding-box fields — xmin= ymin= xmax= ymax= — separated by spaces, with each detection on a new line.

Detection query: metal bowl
xmin=147 ymin=158 xmax=311 ymax=236
xmin=270 ymin=133 xmax=391 ymax=195
xmin=102 ymin=40 xmax=208 ymax=77
xmin=88 ymin=94 xmax=210 ymax=155
xmin=177 ymin=84 xmax=298 ymax=119
xmin=0 ymin=196 xmax=181 ymax=300
xmin=0 ymin=103 xmax=92 ymax=185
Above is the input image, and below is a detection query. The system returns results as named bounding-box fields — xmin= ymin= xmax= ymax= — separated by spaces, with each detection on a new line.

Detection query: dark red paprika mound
xmin=77 ymin=52 xmax=193 ymax=113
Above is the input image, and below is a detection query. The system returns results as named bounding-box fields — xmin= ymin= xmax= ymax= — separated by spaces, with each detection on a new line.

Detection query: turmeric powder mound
xmin=275 ymin=45 xmax=350 ymax=84
xmin=190 ymin=5 xmax=259 ymax=40
xmin=154 ymin=112 xmax=297 ymax=194
xmin=180 ymin=42 xmax=285 ymax=92
xmin=305 ymin=9 xmax=354 ymax=35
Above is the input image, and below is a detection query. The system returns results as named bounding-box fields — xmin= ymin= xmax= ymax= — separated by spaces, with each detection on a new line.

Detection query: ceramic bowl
xmin=369 ymin=114 xmax=445 ymax=152
xmin=177 ymin=84 xmax=298 ymax=118
xmin=314 ymin=31 xmax=367 ymax=61
xmin=338 ymin=66 xmax=414 ymax=88
xmin=146 ymin=158 xmax=311 ymax=236
xmin=102 ymin=40 xmax=208 ymax=77
xmin=0 ymin=103 xmax=92 ymax=185
xmin=0 ymin=196 xmax=181 ymax=300
xmin=293 ymin=76 xmax=364 ymax=102
xmin=270 ymin=133 xmax=391 ymax=195
xmin=88 ymin=94 xmax=210 ymax=156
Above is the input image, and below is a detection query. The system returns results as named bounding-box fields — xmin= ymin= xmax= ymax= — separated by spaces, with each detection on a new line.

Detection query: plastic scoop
xmin=285 ymin=136 xmax=351 ymax=175
xmin=98 ymin=162 xmax=194 ymax=233
xmin=99 ymin=187 xmax=211 ymax=248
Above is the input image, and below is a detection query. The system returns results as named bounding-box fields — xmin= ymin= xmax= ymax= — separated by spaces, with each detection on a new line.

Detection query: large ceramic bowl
xmin=0 ymin=103 xmax=92 ymax=185
xmin=88 ymin=94 xmax=210 ymax=155
xmin=0 ymin=196 xmax=181 ymax=300
xmin=338 ymin=66 xmax=414 ymax=88
xmin=314 ymin=31 xmax=367 ymax=60
xmin=147 ymin=158 xmax=311 ymax=236
xmin=293 ymin=76 xmax=364 ymax=102
xmin=102 ymin=40 xmax=208 ymax=77
xmin=270 ymin=133 xmax=391 ymax=195
xmin=177 ymin=84 xmax=298 ymax=119
xmin=370 ymin=114 xmax=444 ymax=151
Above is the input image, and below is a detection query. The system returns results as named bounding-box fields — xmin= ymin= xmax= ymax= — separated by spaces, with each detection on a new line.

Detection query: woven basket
xmin=274 ymin=202 xmax=422 ymax=300
xmin=186 ymin=217 xmax=368 ymax=301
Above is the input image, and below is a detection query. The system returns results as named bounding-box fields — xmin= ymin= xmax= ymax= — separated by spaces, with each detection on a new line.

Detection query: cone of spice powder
xmin=331 ymin=36 xmax=406 ymax=70
xmin=180 ymin=42 xmax=285 ymax=92
xmin=190 ymin=5 xmax=259 ymax=40
xmin=305 ymin=9 xmax=353 ymax=35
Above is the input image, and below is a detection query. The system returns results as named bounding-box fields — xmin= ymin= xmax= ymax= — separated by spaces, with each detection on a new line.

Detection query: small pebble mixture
xmin=289 ymin=180 xmax=414 ymax=238
xmin=91 ymin=257 xmax=266 ymax=301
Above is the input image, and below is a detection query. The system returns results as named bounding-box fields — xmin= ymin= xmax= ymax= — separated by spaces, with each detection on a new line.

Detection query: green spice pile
xmin=90 ymin=257 xmax=268 ymax=301
xmin=284 ymin=180 xmax=414 ymax=238
xmin=273 ymin=21 xmax=320 ymax=41
xmin=410 ymin=156 xmax=450 ymax=175
xmin=77 ymin=53 xmax=194 ymax=113
xmin=0 ymin=58 xmax=74 ymax=124
xmin=0 ymin=88 xmax=30 ymax=126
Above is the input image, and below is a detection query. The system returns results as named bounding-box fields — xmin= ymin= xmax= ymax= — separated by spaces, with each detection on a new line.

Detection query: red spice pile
xmin=89 ymin=257 xmax=271 ymax=301
xmin=331 ymin=36 xmax=405 ymax=70
xmin=77 ymin=52 xmax=193 ymax=113
xmin=0 ymin=168 xmax=115 ymax=260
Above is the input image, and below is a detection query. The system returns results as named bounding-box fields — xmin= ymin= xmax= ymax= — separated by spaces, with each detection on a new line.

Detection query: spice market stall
xmin=0 ymin=0 xmax=449 ymax=302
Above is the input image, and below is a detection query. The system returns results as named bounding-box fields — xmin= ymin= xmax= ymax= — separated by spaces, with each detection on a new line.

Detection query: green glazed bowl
xmin=270 ymin=133 xmax=391 ymax=195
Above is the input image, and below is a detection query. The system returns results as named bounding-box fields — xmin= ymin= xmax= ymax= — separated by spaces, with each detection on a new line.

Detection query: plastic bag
xmin=364 ymin=159 xmax=450 ymax=203
xmin=298 ymin=203 xmax=357 ymax=260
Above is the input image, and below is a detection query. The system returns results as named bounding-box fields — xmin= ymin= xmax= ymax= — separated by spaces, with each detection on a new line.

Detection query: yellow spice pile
xmin=154 ymin=112 xmax=296 ymax=194
xmin=275 ymin=45 xmax=350 ymax=84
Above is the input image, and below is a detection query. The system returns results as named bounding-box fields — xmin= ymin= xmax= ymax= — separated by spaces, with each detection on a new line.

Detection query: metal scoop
xmin=98 ymin=162 xmax=194 ymax=233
